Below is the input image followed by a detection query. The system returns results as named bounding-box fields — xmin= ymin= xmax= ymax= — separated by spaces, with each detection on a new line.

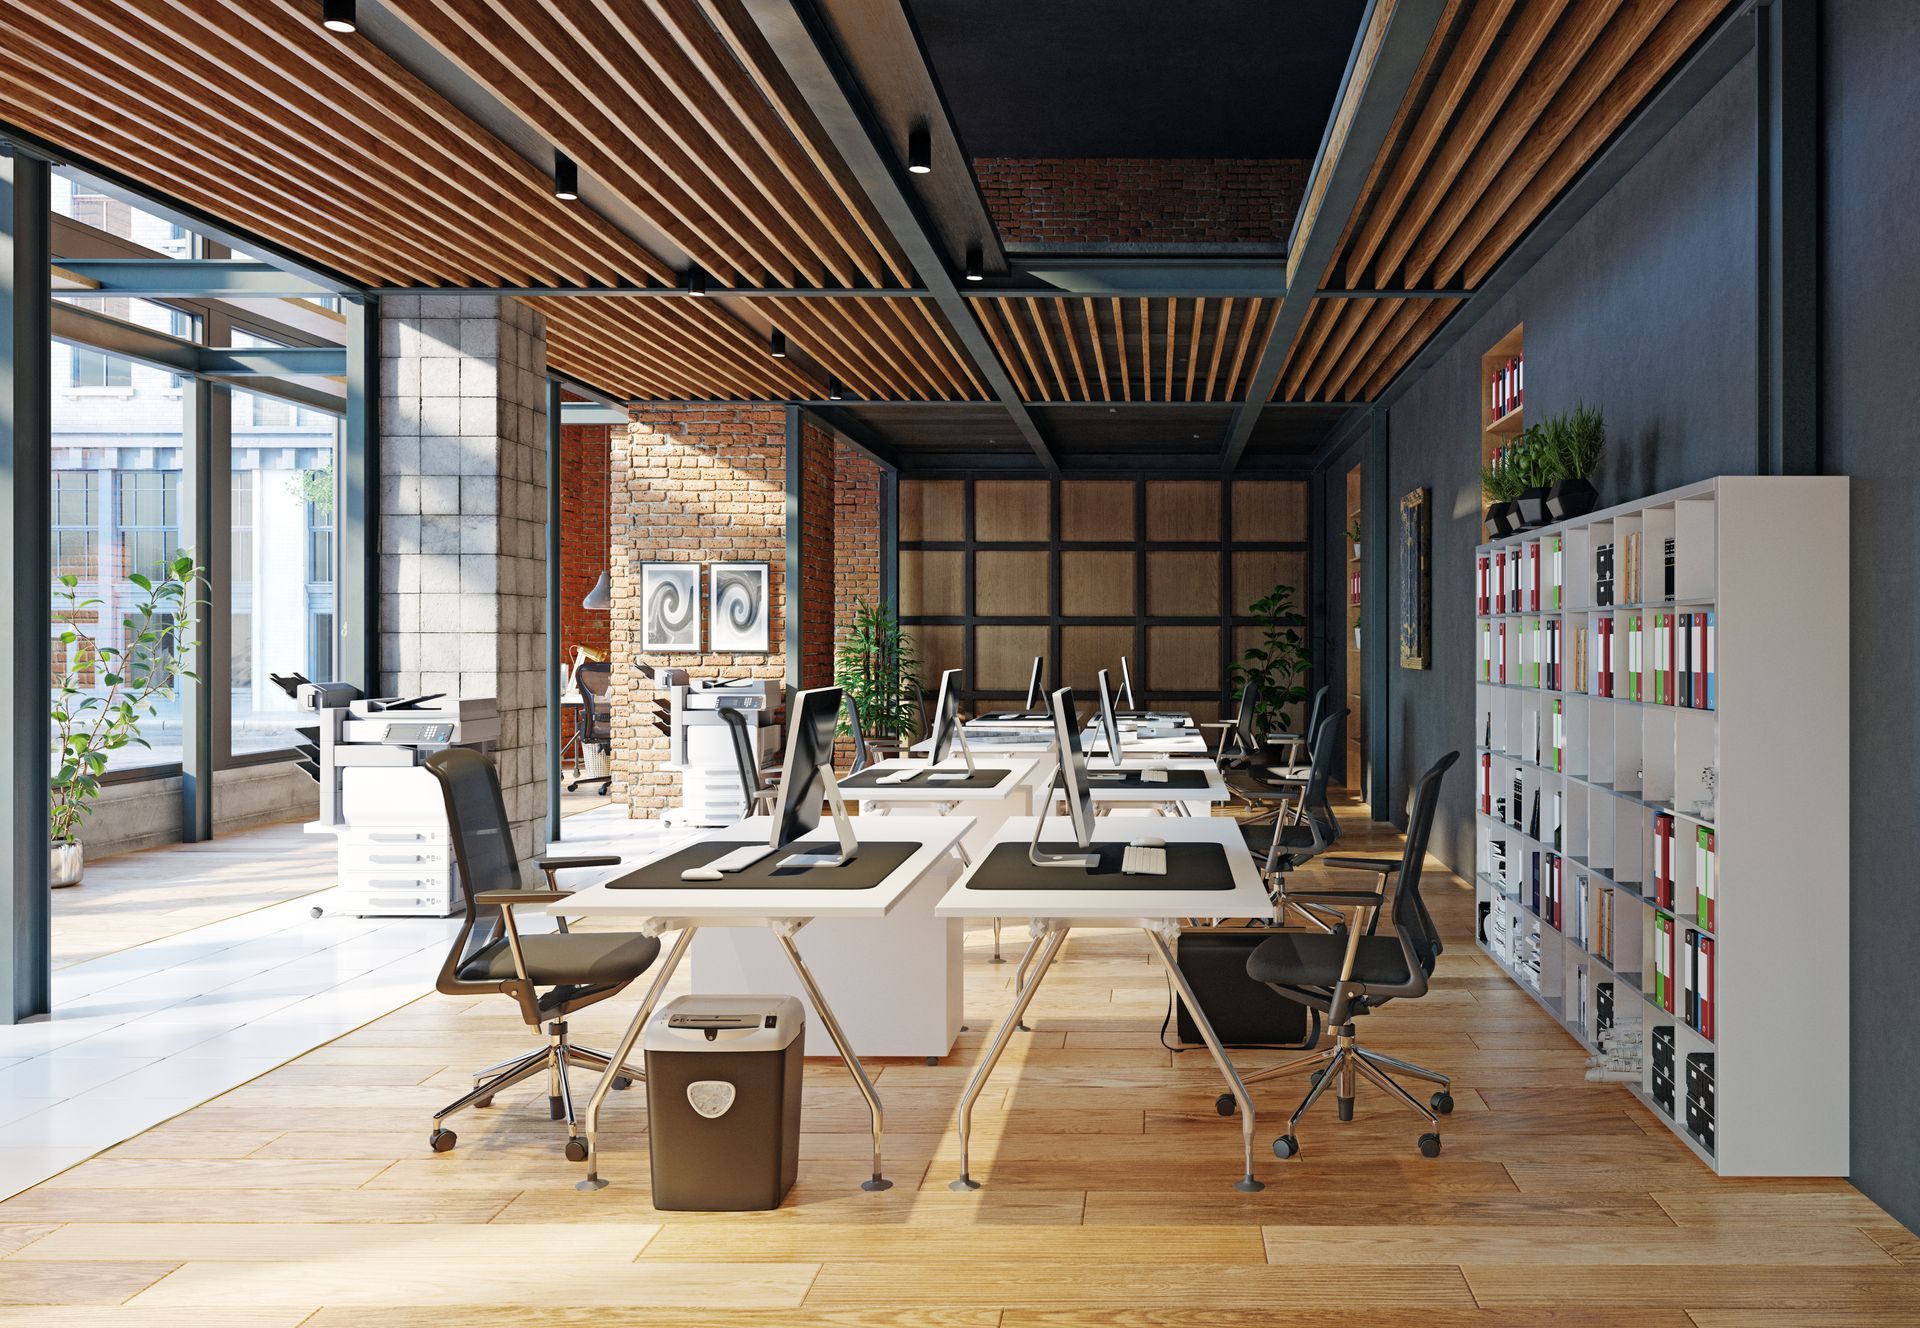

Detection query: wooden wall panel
xmin=1062 ymin=625 xmax=1135 ymax=693
xmin=975 ymin=625 xmax=1050 ymax=691
xmin=911 ymin=624 xmax=963 ymax=683
xmin=1061 ymin=551 xmax=1134 ymax=616
xmin=1232 ymin=550 xmax=1310 ymax=615
xmin=899 ymin=549 xmax=963 ymax=617
xmin=1148 ymin=626 xmax=1219 ymax=693
xmin=974 ymin=550 xmax=1048 ymax=615
xmin=1060 ymin=480 xmax=1136 ymax=541
xmin=900 ymin=479 xmax=965 ymax=542
xmin=1146 ymin=551 xmax=1220 ymax=617
xmin=1145 ymin=480 xmax=1221 ymax=542
xmin=1231 ymin=479 xmax=1310 ymax=541
xmin=973 ymin=480 xmax=1050 ymax=541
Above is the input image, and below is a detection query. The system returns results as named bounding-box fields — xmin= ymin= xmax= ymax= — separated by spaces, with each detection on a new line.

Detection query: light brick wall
xmin=377 ymin=294 xmax=550 ymax=867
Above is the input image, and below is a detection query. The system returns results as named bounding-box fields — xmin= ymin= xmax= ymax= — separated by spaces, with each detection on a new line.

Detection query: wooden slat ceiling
xmin=968 ymin=297 xmax=1278 ymax=404
xmin=1274 ymin=0 xmax=1734 ymax=403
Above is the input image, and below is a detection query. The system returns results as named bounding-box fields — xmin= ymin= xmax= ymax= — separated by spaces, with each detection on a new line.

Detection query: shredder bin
xmin=642 ymin=994 xmax=805 ymax=1211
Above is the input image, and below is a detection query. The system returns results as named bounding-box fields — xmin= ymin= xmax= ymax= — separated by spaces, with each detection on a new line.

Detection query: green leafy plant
xmin=833 ymin=600 xmax=921 ymax=741
xmin=1228 ymin=583 xmax=1310 ymax=734
xmin=1480 ymin=445 xmax=1526 ymax=504
xmin=289 ymin=461 xmax=335 ymax=516
xmin=1546 ymin=402 xmax=1605 ymax=482
xmin=1345 ymin=517 xmax=1363 ymax=544
xmin=1511 ymin=426 xmax=1557 ymax=489
xmin=50 ymin=556 xmax=205 ymax=845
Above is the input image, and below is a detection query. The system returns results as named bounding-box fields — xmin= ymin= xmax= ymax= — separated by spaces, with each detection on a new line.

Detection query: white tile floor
xmin=0 ymin=802 xmax=683 ymax=1201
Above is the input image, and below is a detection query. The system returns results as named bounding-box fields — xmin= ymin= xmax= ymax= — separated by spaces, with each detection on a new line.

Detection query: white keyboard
xmin=1120 ymin=845 xmax=1167 ymax=876
xmin=680 ymin=843 xmax=779 ymax=881
xmin=1142 ymin=768 xmax=1169 ymax=783
xmin=875 ymin=767 xmax=920 ymax=785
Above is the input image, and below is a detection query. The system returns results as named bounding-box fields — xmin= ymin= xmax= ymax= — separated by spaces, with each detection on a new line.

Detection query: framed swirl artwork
xmin=709 ymin=561 xmax=771 ymax=654
xmin=639 ymin=562 xmax=701 ymax=652
xmin=1399 ymin=487 xmax=1431 ymax=670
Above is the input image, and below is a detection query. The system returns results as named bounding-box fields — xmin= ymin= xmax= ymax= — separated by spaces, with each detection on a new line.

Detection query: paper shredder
xmin=642 ymin=994 xmax=805 ymax=1211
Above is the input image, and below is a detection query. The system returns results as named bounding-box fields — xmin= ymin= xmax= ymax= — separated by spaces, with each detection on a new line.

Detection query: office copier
xmin=650 ymin=669 xmax=784 ymax=828
xmin=278 ymin=675 xmax=501 ymax=918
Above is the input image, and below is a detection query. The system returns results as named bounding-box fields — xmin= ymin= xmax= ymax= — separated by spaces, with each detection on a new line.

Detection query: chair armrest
xmin=1285 ymin=888 xmax=1387 ymax=907
xmin=477 ymin=889 xmax=572 ymax=906
xmin=1323 ymin=855 xmax=1403 ymax=874
xmin=536 ymin=855 xmax=621 ymax=872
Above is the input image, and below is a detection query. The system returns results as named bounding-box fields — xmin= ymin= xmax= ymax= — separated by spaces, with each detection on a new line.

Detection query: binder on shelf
xmin=1548 ymin=535 xmax=1564 ymax=610
xmin=1494 ymin=550 xmax=1507 ymax=613
xmin=1497 ymin=621 xmax=1509 ymax=684
xmin=1575 ymin=870 xmax=1590 ymax=948
xmin=1571 ymin=625 xmax=1588 ymax=694
xmin=1663 ymin=537 xmax=1677 ymax=601
xmin=1652 ymin=612 xmax=1668 ymax=705
xmin=1697 ymin=935 xmax=1715 ymax=1039
xmin=1477 ymin=555 xmax=1491 ymax=616
xmin=1654 ymin=911 xmax=1677 ymax=1014
xmin=1703 ymin=611 xmax=1716 ymax=709
xmin=1625 ymin=532 xmax=1641 ymax=605
xmin=1695 ymin=826 xmax=1716 ymax=931
xmin=1683 ymin=927 xmax=1700 ymax=1030
xmin=1528 ymin=851 xmax=1541 ymax=915
xmin=1596 ymin=542 xmax=1615 ymax=606
xmin=1551 ymin=699 xmax=1565 ymax=772
xmin=1654 ymin=812 xmax=1675 ymax=909
xmin=1479 ymin=752 xmax=1492 ymax=813
xmin=1528 ymin=787 xmax=1541 ymax=841
xmin=1596 ymin=617 xmax=1614 ymax=697
xmin=1626 ymin=614 xmax=1643 ymax=702
xmin=1596 ymin=887 xmax=1615 ymax=963
xmin=1526 ymin=541 xmax=1541 ymax=612
xmin=1679 ymin=612 xmax=1694 ymax=707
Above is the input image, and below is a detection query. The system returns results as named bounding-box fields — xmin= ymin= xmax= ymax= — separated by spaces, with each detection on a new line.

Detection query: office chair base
xmin=949 ymin=1174 xmax=982 ymax=1192
xmin=862 ymin=1175 xmax=894 ymax=1192
xmin=431 ymin=1036 xmax=643 ymax=1155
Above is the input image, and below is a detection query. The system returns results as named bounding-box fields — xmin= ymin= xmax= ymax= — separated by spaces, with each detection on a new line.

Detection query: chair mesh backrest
xmin=843 ymin=693 xmax=872 ymax=774
xmin=424 ymin=748 xmax=523 ymax=983
xmin=1233 ymin=676 xmax=1262 ymax=753
xmin=1391 ymin=750 xmax=1459 ymax=972
xmin=1299 ymin=685 xmax=1328 ymax=758
xmin=1301 ymin=706 xmax=1347 ymax=835
xmin=575 ymin=661 xmax=611 ymax=742
xmin=719 ymin=707 xmax=763 ymax=812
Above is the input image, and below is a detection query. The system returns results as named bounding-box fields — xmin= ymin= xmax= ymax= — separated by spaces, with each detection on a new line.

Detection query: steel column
xmin=1 ymin=150 xmax=52 ymax=1022
xmin=341 ymin=297 xmax=379 ymax=693
xmin=879 ymin=468 xmax=899 ymax=614
xmin=1756 ymin=0 xmax=1819 ymax=476
xmin=545 ymin=378 xmax=562 ymax=844
xmin=785 ymin=405 xmax=804 ymax=691
xmin=179 ymin=379 xmax=215 ymax=842
xmin=1363 ymin=409 xmax=1391 ymax=822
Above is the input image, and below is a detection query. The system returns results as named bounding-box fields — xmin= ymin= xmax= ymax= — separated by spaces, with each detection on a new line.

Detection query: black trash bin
xmin=643 ymin=994 xmax=805 ymax=1211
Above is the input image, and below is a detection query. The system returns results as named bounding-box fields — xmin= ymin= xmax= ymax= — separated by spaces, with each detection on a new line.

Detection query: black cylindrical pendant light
xmin=322 ymin=0 xmax=357 ymax=33
xmin=770 ymin=330 xmax=787 ymax=358
xmin=552 ymin=151 xmax=579 ymax=201
xmin=907 ymin=124 xmax=932 ymax=174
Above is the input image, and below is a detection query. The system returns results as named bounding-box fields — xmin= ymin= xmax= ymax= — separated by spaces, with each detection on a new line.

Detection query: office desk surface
xmin=840 ymin=756 xmax=1040 ymax=801
xmin=935 ymin=815 xmax=1271 ymax=920
xmin=1084 ymin=730 xmax=1211 ymax=756
xmin=556 ymin=815 xmax=970 ymax=921
xmin=1079 ymin=759 xmax=1230 ymax=804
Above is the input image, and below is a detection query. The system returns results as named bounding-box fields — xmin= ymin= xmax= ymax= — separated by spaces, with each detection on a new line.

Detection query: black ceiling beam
xmin=897 ymin=452 xmax=1318 ymax=477
xmin=1220 ymin=0 xmax=1452 ymax=472
xmin=1373 ymin=2 xmax=1755 ymax=411
xmin=365 ymin=283 xmax=927 ymax=298
xmin=800 ymin=404 xmax=902 ymax=471
xmin=613 ymin=397 xmax=1365 ymax=410
xmin=739 ymin=0 xmax=1058 ymax=472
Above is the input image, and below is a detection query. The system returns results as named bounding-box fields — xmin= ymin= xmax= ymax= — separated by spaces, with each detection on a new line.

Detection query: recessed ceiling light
xmin=907 ymin=125 xmax=932 ymax=174
xmin=770 ymin=330 xmax=786 ymax=359
xmin=964 ymin=246 xmax=984 ymax=282
xmin=552 ymin=151 xmax=579 ymax=201
xmin=685 ymin=267 xmax=707 ymax=296
xmin=322 ymin=0 xmax=356 ymax=33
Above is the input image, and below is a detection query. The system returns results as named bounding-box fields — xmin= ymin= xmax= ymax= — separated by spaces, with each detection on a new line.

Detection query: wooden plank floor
xmin=3 ymin=795 xmax=1912 ymax=1326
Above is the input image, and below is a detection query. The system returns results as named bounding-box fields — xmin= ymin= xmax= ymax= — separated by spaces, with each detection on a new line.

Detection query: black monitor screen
xmin=928 ymin=668 xmax=962 ymax=763
xmin=1049 ymin=686 xmax=1097 ymax=849
xmin=1024 ymin=656 xmax=1044 ymax=710
xmin=1095 ymin=668 xmax=1124 ymax=763
xmin=770 ymin=686 xmax=842 ymax=850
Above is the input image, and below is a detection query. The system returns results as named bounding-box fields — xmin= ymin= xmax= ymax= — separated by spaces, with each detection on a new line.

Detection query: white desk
xmin=1078 ymin=757 xmax=1229 ymax=817
xmin=556 ymin=815 xmax=970 ymax=1192
xmin=934 ymin=814 xmax=1276 ymax=1192
xmin=844 ymin=756 xmax=1041 ymax=963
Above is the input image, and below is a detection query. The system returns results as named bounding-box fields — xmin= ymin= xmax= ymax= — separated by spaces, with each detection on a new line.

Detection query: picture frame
xmin=709 ymin=561 xmax=771 ymax=653
xmin=639 ymin=562 xmax=701 ymax=652
xmin=1399 ymin=487 xmax=1431 ymax=670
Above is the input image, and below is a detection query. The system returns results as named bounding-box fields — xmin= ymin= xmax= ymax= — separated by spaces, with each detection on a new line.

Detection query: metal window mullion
xmin=340 ymin=297 xmax=378 ymax=693
xmin=179 ymin=378 xmax=213 ymax=840
xmin=546 ymin=377 xmax=561 ymax=844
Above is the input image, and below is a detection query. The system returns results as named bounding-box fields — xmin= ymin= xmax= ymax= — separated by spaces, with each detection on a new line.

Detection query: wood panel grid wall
xmin=898 ymin=477 xmax=1310 ymax=724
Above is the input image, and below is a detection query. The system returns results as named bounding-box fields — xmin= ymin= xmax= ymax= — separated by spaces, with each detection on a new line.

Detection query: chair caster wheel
xmin=1309 ymin=1070 xmax=1325 ymax=1086
xmin=1272 ymin=1134 xmax=1299 ymax=1159
xmin=1215 ymin=1093 xmax=1236 ymax=1117
xmin=474 ymin=1096 xmax=493 ymax=1109
xmin=310 ymin=906 xmax=325 ymax=919
xmin=429 ymin=1129 xmax=456 ymax=1153
xmin=564 ymin=1138 xmax=590 ymax=1163
xmin=1430 ymin=1091 xmax=1453 ymax=1115
xmin=611 ymin=1077 xmax=633 ymax=1091
xmin=1418 ymin=1132 xmax=1442 ymax=1158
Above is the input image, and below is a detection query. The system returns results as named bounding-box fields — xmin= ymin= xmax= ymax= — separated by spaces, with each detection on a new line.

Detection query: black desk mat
xmin=967 ymin=840 xmax=1236 ymax=890
xmin=840 ymin=767 xmax=1012 ymax=791
xmin=1083 ymin=769 xmax=1213 ymax=791
xmin=606 ymin=840 xmax=920 ymax=890
xmin=974 ymin=710 xmax=1048 ymax=723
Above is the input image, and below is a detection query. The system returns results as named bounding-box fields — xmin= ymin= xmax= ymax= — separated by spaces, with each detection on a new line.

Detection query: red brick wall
xmin=799 ymin=418 xmax=837 ymax=689
xmin=558 ymin=423 xmax=610 ymax=744
xmin=975 ymin=158 xmax=1308 ymax=248
xmin=834 ymin=442 xmax=883 ymax=632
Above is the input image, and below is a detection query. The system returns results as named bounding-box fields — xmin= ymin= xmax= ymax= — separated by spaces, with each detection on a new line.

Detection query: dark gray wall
xmin=1375 ymin=7 xmax=1920 ymax=1232
xmin=1823 ymin=0 xmax=1920 ymax=1237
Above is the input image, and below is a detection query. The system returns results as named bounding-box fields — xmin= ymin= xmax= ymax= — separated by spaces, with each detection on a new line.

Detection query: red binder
xmin=1527 ymin=542 xmax=1541 ymax=612
xmin=1480 ymin=753 xmax=1492 ymax=813
xmin=1697 ymin=936 xmax=1715 ymax=1039
xmin=1477 ymin=555 xmax=1490 ymax=615
xmin=1653 ymin=813 xmax=1675 ymax=908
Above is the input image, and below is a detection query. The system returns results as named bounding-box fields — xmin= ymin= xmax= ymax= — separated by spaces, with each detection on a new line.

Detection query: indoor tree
xmin=1228 ymin=582 xmax=1311 ymax=735
xmin=833 ymin=599 xmax=921 ymax=744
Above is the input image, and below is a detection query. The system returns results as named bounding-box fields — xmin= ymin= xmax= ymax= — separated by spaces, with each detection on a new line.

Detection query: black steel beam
xmin=1363 ymin=408 xmax=1391 ymax=822
xmin=897 ymin=452 xmax=1319 ymax=477
xmin=1222 ymin=0 xmax=1452 ymax=472
xmin=879 ymin=468 xmax=898 ymax=613
xmin=741 ymin=0 xmax=1057 ymax=472
xmin=1757 ymin=0 xmax=1819 ymax=476
xmin=340 ymin=298 xmax=380 ymax=694
xmin=800 ymin=405 xmax=901 ymax=471
xmin=197 ymin=345 xmax=346 ymax=377
xmin=1314 ymin=287 xmax=1474 ymax=299
xmin=1375 ymin=3 xmax=1757 ymax=410
xmin=55 ymin=259 xmax=334 ymax=300
xmin=2 ymin=151 xmax=52 ymax=1023
xmin=784 ymin=406 xmax=805 ymax=690
xmin=368 ymin=283 xmax=925 ymax=298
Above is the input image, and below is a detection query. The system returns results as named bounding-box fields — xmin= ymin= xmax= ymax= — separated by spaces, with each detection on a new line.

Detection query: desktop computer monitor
xmin=1118 ymin=656 xmax=1137 ymax=709
xmin=768 ymin=686 xmax=858 ymax=865
xmin=1030 ymin=685 xmax=1100 ymax=868
xmin=1024 ymin=655 xmax=1045 ymax=711
xmin=926 ymin=668 xmax=976 ymax=771
xmin=1095 ymin=668 xmax=1126 ymax=764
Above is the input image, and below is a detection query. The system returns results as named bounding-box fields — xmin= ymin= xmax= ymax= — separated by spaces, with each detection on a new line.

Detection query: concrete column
xmin=377 ymin=295 xmax=549 ymax=866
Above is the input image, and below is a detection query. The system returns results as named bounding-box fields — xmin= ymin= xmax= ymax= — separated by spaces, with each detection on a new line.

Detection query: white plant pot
xmin=1351 ymin=541 xmax=1362 ymax=561
xmin=50 ymin=841 xmax=83 ymax=889
xmin=1353 ymin=628 xmax=1363 ymax=650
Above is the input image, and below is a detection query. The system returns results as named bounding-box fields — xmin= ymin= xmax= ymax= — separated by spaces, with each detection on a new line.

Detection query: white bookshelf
xmin=1471 ymin=476 xmax=1848 ymax=1176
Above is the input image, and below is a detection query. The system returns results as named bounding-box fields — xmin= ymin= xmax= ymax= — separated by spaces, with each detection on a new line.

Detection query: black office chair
xmin=843 ymin=693 xmax=874 ymax=775
xmin=1217 ymin=677 xmax=1264 ymax=767
xmin=1264 ymin=683 xmax=1329 ymax=776
xmin=1228 ymin=750 xmax=1460 ymax=1160
xmin=565 ymin=660 xmax=612 ymax=796
xmin=720 ymin=705 xmax=780 ymax=817
xmin=1240 ymin=707 xmax=1347 ymax=929
xmin=422 ymin=748 xmax=659 ymax=1160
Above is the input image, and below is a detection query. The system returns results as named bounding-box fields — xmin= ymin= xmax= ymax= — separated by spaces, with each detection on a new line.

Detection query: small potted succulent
xmin=1480 ymin=446 xmax=1525 ymax=538
xmin=1512 ymin=427 xmax=1556 ymax=528
xmin=1346 ymin=517 xmax=1362 ymax=561
xmin=1544 ymin=402 xmax=1605 ymax=521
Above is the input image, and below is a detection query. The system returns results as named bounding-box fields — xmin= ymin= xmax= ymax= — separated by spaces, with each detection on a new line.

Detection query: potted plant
xmin=1480 ymin=445 xmax=1525 ymax=538
xmin=1512 ymin=427 xmax=1556 ymax=528
xmin=1545 ymin=402 xmax=1605 ymax=521
xmin=50 ymin=556 xmax=204 ymax=887
xmin=833 ymin=599 xmax=921 ymax=757
xmin=1228 ymin=582 xmax=1310 ymax=734
xmin=1346 ymin=517 xmax=1362 ymax=561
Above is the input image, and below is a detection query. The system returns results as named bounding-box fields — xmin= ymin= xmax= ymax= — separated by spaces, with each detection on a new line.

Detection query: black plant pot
xmin=1546 ymin=477 xmax=1599 ymax=522
xmin=1486 ymin=501 xmax=1520 ymax=538
xmin=1516 ymin=486 xmax=1552 ymax=529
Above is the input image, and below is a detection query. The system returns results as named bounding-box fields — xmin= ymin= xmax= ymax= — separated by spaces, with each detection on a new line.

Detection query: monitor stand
xmin=1027 ymin=768 xmax=1101 ymax=869
xmin=778 ymin=767 xmax=861 ymax=869
xmin=928 ymin=715 xmax=978 ymax=781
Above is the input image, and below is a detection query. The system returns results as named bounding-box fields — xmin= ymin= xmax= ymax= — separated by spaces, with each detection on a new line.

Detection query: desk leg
xmin=773 ymin=928 xmax=891 ymax=1192
xmin=1143 ymin=928 xmax=1264 ymax=1192
xmin=951 ymin=926 xmax=1068 ymax=1191
xmin=576 ymin=925 xmax=696 ymax=1192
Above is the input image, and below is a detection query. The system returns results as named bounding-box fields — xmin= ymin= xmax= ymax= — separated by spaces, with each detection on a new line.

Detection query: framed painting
xmin=1399 ymin=487 xmax=1431 ymax=670
xmin=640 ymin=562 xmax=700 ymax=652
xmin=709 ymin=561 xmax=771 ymax=653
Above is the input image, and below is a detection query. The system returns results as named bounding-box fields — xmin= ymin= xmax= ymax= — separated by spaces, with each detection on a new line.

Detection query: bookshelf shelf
xmin=1471 ymin=475 xmax=1848 ymax=1178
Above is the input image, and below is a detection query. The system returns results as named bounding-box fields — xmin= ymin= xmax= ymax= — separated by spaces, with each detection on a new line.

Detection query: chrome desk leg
xmin=577 ymin=925 xmax=696 ymax=1192
xmin=951 ymin=926 xmax=1067 ymax=1191
xmin=774 ymin=926 xmax=891 ymax=1192
xmin=1011 ymin=928 xmax=1043 ymax=1030
xmin=1143 ymin=927 xmax=1264 ymax=1192
xmin=991 ymin=916 xmax=1004 ymax=962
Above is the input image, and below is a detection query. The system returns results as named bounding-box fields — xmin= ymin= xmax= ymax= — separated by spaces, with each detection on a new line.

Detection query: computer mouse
xmin=1134 ymin=835 xmax=1166 ymax=849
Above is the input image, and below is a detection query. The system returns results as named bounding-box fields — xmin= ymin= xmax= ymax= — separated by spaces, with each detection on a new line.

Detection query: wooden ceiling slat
xmin=1223 ymin=298 xmax=1267 ymax=402
xmin=1058 ymin=301 xmax=1092 ymax=402
xmin=865 ymin=300 xmax=965 ymax=398
xmin=215 ymin=0 xmax=669 ymax=285
xmin=801 ymin=301 xmax=920 ymax=399
xmin=697 ymin=0 xmax=913 ymax=285
xmin=999 ymin=300 xmax=1051 ymax=402
xmin=1434 ymin=0 xmax=1678 ymax=287
xmin=1342 ymin=0 xmax=1514 ymax=288
xmin=1111 ymin=298 xmax=1132 ymax=403
xmin=392 ymin=0 xmax=766 ymax=284
xmin=1084 ymin=298 xmax=1112 ymax=403
xmin=1202 ymin=298 xmax=1231 ymax=402
xmin=913 ymin=297 xmax=990 ymax=399
xmin=759 ymin=299 xmax=890 ymax=397
xmin=1162 ymin=299 xmax=1177 ymax=402
xmin=974 ymin=302 xmax=1033 ymax=401
xmin=1281 ymin=290 xmax=1350 ymax=399
xmin=542 ymin=302 xmax=713 ymax=398
xmin=1363 ymin=298 xmax=1463 ymax=397
xmin=1319 ymin=298 xmax=1406 ymax=401
xmin=1299 ymin=298 xmax=1381 ymax=401
xmin=1026 ymin=299 xmax=1073 ymax=402
xmin=1138 ymin=298 xmax=1152 ymax=403
xmin=1370 ymin=0 xmax=1576 ymax=288
xmin=834 ymin=300 xmax=948 ymax=399
xmin=1183 ymin=298 xmax=1205 ymax=403
xmin=1463 ymin=0 xmax=1727 ymax=287
xmin=1402 ymin=0 xmax=1625 ymax=289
